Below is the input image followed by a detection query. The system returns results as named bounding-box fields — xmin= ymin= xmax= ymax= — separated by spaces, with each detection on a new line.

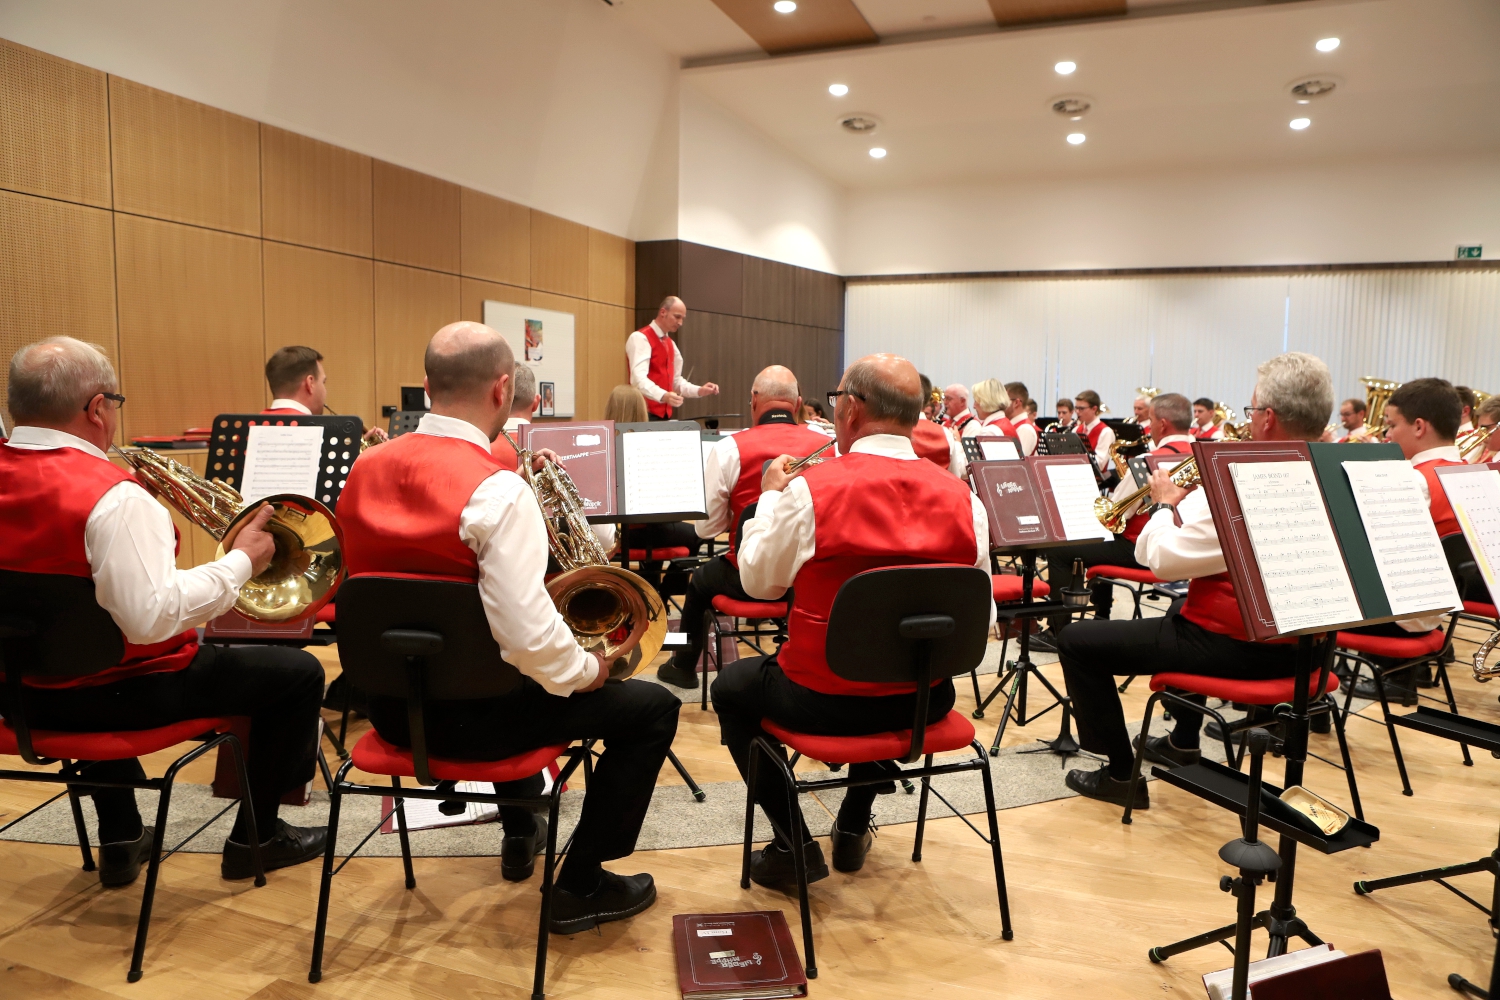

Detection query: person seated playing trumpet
xmin=263 ymin=345 xmax=387 ymax=447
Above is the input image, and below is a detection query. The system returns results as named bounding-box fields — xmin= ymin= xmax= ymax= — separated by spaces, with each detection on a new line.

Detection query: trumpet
xmin=1474 ymin=631 xmax=1500 ymax=683
xmin=1094 ymin=455 xmax=1199 ymax=534
xmin=1458 ymin=424 xmax=1494 ymax=461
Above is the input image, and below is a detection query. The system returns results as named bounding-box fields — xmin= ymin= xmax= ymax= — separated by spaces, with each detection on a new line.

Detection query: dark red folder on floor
xmin=672 ymin=910 xmax=807 ymax=999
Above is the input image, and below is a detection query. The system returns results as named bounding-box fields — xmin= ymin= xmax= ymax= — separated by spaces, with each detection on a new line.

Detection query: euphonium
xmin=1094 ymin=455 xmax=1200 ymax=534
xmin=1360 ymin=376 xmax=1402 ymax=439
xmin=1474 ymin=631 xmax=1500 ymax=683
xmin=505 ymin=432 xmax=666 ymax=679
xmin=112 ymin=446 xmax=343 ymax=622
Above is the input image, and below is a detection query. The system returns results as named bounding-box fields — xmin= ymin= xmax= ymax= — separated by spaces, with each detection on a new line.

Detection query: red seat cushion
xmin=1463 ymin=600 xmax=1497 ymax=620
xmin=350 ymin=730 xmax=571 ymax=782
xmin=316 ymin=603 xmax=337 ymax=624
xmin=992 ymin=575 xmax=1051 ymax=603
xmin=1335 ymin=628 xmax=1446 ymax=659
xmin=0 ymin=717 xmax=233 ymax=761
xmin=762 ymin=710 xmax=976 ymax=765
xmin=1149 ymin=672 xmax=1338 ymax=704
xmin=628 ymin=547 xmax=691 ymax=561
xmin=712 ymin=594 xmax=788 ymax=620
xmin=1085 ymin=565 xmax=1161 ymax=585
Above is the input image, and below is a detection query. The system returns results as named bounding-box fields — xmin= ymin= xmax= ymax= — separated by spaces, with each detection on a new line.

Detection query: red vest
xmin=777 ymin=452 xmax=977 ymax=696
xmin=1083 ymin=419 xmax=1108 ymax=452
xmin=491 ymin=427 xmax=520 ymax=472
xmin=1192 ymin=423 xmax=1217 ymax=440
xmin=339 ymin=432 xmax=503 ymax=579
xmin=0 ymin=445 xmax=200 ymax=688
xmin=1416 ymin=458 xmax=1464 ymax=538
xmin=1121 ymin=439 xmax=1194 ymax=543
xmin=724 ymin=418 xmax=831 ymax=567
xmin=910 ymin=418 xmax=952 ymax=470
xmin=974 ymin=414 xmax=1017 ymax=438
xmin=640 ymin=326 xmax=675 ymax=419
xmin=260 ymin=406 xmax=307 ymax=415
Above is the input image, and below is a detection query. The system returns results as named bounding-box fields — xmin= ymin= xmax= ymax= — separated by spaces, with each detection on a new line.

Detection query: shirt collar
xmin=416 ymin=412 xmax=494 ymax=452
xmin=1460 ymin=421 xmax=1474 ymax=433
xmin=757 ymin=409 xmax=796 ymax=426
xmin=504 ymin=415 xmax=530 ymax=430
xmin=1412 ymin=445 xmax=1462 ymax=465
xmin=1155 ymin=433 xmax=1195 ymax=447
xmin=980 ymin=412 xmax=1007 ymax=426
xmin=4 ymin=425 xmax=110 ymax=461
xmin=950 ymin=409 xmax=972 ymax=423
xmin=849 ymin=433 xmax=918 ymax=460
xmin=1082 ymin=417 xmax=1102 ymax=431
xmin=649 ymin=320 xmax=667 ymax=339
xmin=268 ymin=398 xmax=313 ymax=414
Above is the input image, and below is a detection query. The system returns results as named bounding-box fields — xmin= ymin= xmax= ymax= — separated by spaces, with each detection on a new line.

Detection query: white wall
xmin=678 ymin=84 xmax=844 ymax=274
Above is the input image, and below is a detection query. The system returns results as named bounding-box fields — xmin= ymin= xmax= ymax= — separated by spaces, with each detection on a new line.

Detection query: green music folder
xmin=1306 ymin=441 xmax=1405 ymax=621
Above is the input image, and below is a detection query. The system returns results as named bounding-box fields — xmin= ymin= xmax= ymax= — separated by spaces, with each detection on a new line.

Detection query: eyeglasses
xmin=1243 ymin=405 xmax=1269 ymax=420
xmin=827 ymin=390 xmax=866 ymax=409
xmin=84 ymin=392 xmax=126 ymax=412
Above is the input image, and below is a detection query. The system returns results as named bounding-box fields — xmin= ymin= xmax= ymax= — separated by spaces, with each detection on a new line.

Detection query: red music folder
xmin=672 ymin=911 xmax=807 ymax=1000
xmin=970 ymin=455 xmax=1112 ymax=550
xmin=518 ymin=421 xmax=617 ymax=520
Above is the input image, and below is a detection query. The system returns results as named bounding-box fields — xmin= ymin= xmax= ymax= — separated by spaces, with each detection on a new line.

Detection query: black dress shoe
xmin=549 ymin=871 xmax=657 ymax=934
xmin=99 ymin=826 xmax=155 ymax=887
xmin=830 ymin=825 xmax=873 ymax=873
xmin=656 ymin=659 xmax=699 ymax=689
xmin=1132 ymin=734 xmax=1201 ymax=768
xmin=1027 ymin=630 xmax=1060 ymax=653
xmin=1065 ymin=765 xmax=1149 ymax=809
xmin=502 ymin=815 xmax=548 ymax=883
xmin=749 ymin=839 xmax=829 ymax=889
xmin=221 ymin=820 xmax=328 ymax=880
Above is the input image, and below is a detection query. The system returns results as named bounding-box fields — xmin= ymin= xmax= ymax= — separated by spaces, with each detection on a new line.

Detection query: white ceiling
xmin=678 ymin=0 xmax=1500 ymax=190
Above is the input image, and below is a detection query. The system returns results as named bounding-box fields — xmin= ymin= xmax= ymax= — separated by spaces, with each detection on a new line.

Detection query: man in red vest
xmin=1074 ymin=389 xmax=1115 ymax=477
xmin=657 ymin=366 xmax=831 ymax=688
xmin=0 ymin=337 xmax=328 ymax=886
xmin=712 ymin=354 xmax=994 ymax=885
xmin=263 ymin=344 xmax=388 ymax=445
xmin=1004 ymin=381 xmax=1039 ymax=456
xmin=625 ymin=296 xmax=719 ymax=420
xmin=337 ymin=321 xmax=679 ymax=934
xmin=942 ymin=382 xmax=975 ymax=435
xmin=1056 ymin=353 xmax=1334 ymax=809
xmin=910 ymin=372 xmax=963 ymax=475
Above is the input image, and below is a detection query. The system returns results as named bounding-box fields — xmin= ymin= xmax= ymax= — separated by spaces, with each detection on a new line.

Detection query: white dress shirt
xmin=267 ymin=398 xmax=313 ymax=414
xmin=738 ymin=433 xmax=997 ymax=629
xmin=1009 ymin=414 xmax=1039 ymax=457
xmin=1080 ymin=417 xmax=1116 ymax=472
xmin=1195 ymin=420 xmax=1226 ymax=441
xmin=5 ymin=427 xmax=252 ymax=644
xmin=1334 ymin=422 xmax=1366 ymax=443
xmin=698 ymin=432 xmax=744 ymax=540
xmin=503 ymin=415 xmax=529 ymax=433
xmin=962 ymin=411 xmax=1010 ymax=439
xmin=919 ymin=413 xmax=967 ymax=478
xmin=625 ymin=321 xmax=704 ymax=404
xmin=413 ymin=412 xmax=598 ymax=695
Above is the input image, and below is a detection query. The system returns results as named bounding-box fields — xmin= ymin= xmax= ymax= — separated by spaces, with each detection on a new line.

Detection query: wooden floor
xmin=4 ymin=618 xmax=1499 ymax=1000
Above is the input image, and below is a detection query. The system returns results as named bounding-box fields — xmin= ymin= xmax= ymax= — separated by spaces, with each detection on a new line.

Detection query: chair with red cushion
xmin=741 ymin=566 xmax=1012 ymax=979
xmin=1121 ymin=639 xmax=1362 ymax=827
xmin=1084 ymin=564 xmax=1165 ymax=621
xmin=0 ymin=571 xmax=266 ymax=983
xmin=700 ymin=593 xmax=790 ymax=711
xmin=308 ymin=575 xmax=593 ymax=998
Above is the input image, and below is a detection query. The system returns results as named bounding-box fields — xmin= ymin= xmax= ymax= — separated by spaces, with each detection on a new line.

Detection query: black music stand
xmin=206 ymin=412 xmax=363 ymax=509
xmin=387 ymin=410 xmax=425 ymax=439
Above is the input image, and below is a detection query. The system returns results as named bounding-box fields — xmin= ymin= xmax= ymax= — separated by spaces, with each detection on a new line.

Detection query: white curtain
xmin=845 ymin=269 xmax=1500 ymax=416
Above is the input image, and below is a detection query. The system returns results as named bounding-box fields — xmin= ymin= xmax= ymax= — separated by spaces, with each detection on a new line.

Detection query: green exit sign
xmin=1457 ymin=245 xmax=1483 ymax=259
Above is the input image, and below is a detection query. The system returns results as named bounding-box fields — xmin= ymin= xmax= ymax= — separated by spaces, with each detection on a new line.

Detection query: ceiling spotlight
xmin=828 ymin=83 xmax=848 ymax=96
xmin=1315 ymin=37 xmax=1340 ymax=52
xmin=869 ymin=147 xmax=887 ymax=159
xmin=1290 ymin=117 xmax=1311 ymax=130
xmin=1066 ymin=132 xmax=1086 ymax=145
xmin=1055 ymin=60 xmax=1077 ymax=75
xmin=773 ymin=0 xmax=797 ymax=12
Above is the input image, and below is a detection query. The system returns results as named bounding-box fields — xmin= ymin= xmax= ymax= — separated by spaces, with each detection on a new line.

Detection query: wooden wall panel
xmin=109 ymin=76 xmax=260 ymax=235
xmin=461 ymin=187 xmax=530 ymax=286
xmin=676 ymin=312 xmax=746 ymax=427
xmin=531 ymin=211 xmax=589 ymax=299
xmin=634 ymin=240 xmax=679 ymax=312
xmin=263 ymin=242 xmax=377 ymax=427
xmin=461 ymin=277 xmax=529 ymax=325
xmin=584 ymin=301 xmax=632 ymax=421
xmin=114 ymin=214 xmax=265 ymax=439
xmin=742 ymin=255 xmax=796 ymax=323
xmin=261 ymin=125 xmax=372 ymax=257
xmin=0 ymin=39 xmax=111 ymax=207
xmin=374 ymin=262 xmax=459 ymax=412
xmin=709 ymin=0 xmax=876 ymax=55
xmin=987 ymin=0 xmax=1126 ymax=27
xmin=373 ymin=160 xmax=460 ymax=273
xmin=794 ymin=267 xmax=844 ymax=330
xmin=588 ymin=229 xmax=633 ymax=308
xmin=0 ymin=191 xmax=117 ymax=431
xmin=681 ymin=242 xmax=743 ymax=316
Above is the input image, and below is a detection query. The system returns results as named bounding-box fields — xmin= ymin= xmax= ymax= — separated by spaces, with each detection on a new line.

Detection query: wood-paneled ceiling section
xmin=709 ymin=0 xmax=876 ymax=55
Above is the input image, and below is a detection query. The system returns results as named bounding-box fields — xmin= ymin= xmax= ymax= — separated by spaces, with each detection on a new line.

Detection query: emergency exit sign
xmin=1456 ymin=245 xmax=1483 ymax=259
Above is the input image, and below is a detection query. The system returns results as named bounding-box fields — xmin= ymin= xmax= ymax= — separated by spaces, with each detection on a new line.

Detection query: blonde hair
xmin=604 ymin=384 xmax=649 ymax=423
xmin=971 ymin=379 xmax=1008 ymax=417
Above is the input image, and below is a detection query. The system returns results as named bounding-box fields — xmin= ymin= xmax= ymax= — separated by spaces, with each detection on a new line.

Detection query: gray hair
xmin=8 ymin=337 xmax=118 ymax=424
xmin=751 ymin=365 xmax=799 ymax=404
xmin=1255 ymin=352 xmax=1333 ymax=437
xmin=846 ymin=358 xmax=922 ymax=427
xmin=1150 ymin=392 xmax=1193 ymax=434
xmin=511 ymin=363 xmax=538 ymax=415
xmin=944 ymin=383 xmax=970 ymax=406
xmin=971 ymin=378 xmax=1008 ymax=415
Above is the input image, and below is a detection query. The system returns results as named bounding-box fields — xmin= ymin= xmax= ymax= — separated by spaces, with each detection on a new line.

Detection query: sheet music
xmin=979 ymin=439 xmax=1020 ymax=461
xmin=1343 ymin=461 xmax=1461 ymax=616
xmin=1443 ymin=467 xmax=1500 ymax=607
xmin=1230 ymin=461 xmax=1362 ymax=633
xmin=240 ymin=424 xmax=324 ymax=503
xmin=1044 ymin=462 xmax=1113 ymax=541
xmin=621 ymin=430 xmax=706 ymax=516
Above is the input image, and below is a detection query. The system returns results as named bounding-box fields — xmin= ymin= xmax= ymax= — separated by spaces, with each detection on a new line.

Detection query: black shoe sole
xmin=221 ymin=840 xmax=326 ymax=880
xmin=99 ymin=828 xmax=155 ymax=887
xmin=1065 ymin=774 xmax=1149 ymax=810
xmin=549 ymin=882 xmax=657 ymax=934
xmin=749 ymin=859 xmax=830 ymax=890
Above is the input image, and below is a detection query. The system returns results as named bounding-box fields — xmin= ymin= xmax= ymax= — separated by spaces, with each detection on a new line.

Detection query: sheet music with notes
xmin=1442 ymin=466 xmax=1500 ymax=607
xmin=1044 ymin=462 xmax=1113 ymax=541
xmin=622 ymin=429 xmax=706 ymax=516
xmin=240 ymin=424 xmax=324 ymax=504
xmin=1230 ymin=461 xmax=1362 ymax=633
xmin=1342 ymin=460 xmax=1460 ymax=617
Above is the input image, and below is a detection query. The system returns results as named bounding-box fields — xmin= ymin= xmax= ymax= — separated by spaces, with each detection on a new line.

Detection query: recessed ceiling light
xmin=869 ymin=147 xmax=887 ymax=159
xmin=773 ymin=0 xmax=796 ymax=13
xmin=1066 ymin=132 xmax=1086 ymax=145
xmin=1315 ymin=37 xmax=1340 ymax=52
xmin=828 ymin=83 xmax=848 ymax=97
xmin=1055 ymin=61 xmax=1077 ymax=75
xmin=1290 ymin=117 xmax=1311 ymax=130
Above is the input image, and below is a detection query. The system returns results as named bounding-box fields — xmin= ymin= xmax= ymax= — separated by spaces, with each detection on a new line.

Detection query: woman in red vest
xmin=625 ymin=295 xmax=719 ymax=419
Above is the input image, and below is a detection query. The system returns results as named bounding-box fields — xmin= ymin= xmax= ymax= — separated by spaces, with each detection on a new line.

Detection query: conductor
xmin=627 ymin=296 xmax=719 ymax=420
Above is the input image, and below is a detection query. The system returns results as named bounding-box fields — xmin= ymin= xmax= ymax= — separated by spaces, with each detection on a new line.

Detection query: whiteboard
xmin=483 ymin=300 xmax=576 ymax=418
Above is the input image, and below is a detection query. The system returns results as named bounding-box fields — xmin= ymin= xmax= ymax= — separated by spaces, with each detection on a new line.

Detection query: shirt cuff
xmin=217 ymin=548 xmax=255 ymax=588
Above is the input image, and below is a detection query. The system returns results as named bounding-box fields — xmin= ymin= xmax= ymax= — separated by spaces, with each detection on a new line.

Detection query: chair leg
xmin=781 ymin=756 xmax=816 ymax=980
xmin=533 ymin=780 xmax=565 ymax=1000
xmin=701 ymin=607 xmax=717 ymax=713
xmin=1328 ymin=701 xmax=1365 ymax=822
xmin=668 ymin=749 xmax=706 ymax=802
xmin=308 ymin=778 xmax=346 ymax=983
xmin=1122 ymin=694 xmax=1161 ymax=826
xmin=1435 ymin=661 xmax=1475 ymax=767
xmin=222 ymin=735 xmax=266 ymax=885
xmin=391 ymin=777 xmax=416 ymax=889
xmin=977 ymin=745 xmax=1013 ymax=940
xmin=969 ymin=668 xmax=985 ymax=717
xmin=63 ymin=771 xmax=95 ymax=872
xmin=740 ymin=745 xmax=761 ymax=889
xmin=127 ymin=771 xmax=178 ymax=983
xmin=1370 ymin=668 xmax=1414 ymax=797
xmin=912 ymin=754 xmax=933 ymax=863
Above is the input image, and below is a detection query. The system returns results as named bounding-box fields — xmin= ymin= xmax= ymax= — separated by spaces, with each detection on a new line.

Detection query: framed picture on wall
xmin=540 ymin=382 xmax=556 ymax=417
xmin=484 ymin=300 xmax=576 ymax=417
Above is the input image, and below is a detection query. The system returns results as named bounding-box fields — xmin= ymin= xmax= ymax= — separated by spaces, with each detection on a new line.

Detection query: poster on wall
xmin=483 ymin=300 xmax=576 ymax=418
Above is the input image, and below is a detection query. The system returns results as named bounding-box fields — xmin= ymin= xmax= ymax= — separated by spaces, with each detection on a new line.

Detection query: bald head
xmin=751 ymin=365 xmax=799 ymax=403
xmin=844 ymin=354 xmax=922 ymax=428
xmin=425 ymin=322 xmax=513 ymax=407
xmin=8 ymin=336 xmax=117 ymax=425
xmin=656 ymin=296 xmax=687 ymax=334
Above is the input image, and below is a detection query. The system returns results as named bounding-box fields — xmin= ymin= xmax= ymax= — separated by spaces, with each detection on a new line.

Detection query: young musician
xmin=490 ymin=362 xmax=538 ymax=470
xmin=338 ymin=322 xmax=680 ymax=932
xmin=1027 ymin=398 xmax=1039 ymax=422
xmin=1075 ymin=390 xmax=1115 ymax=475
xmin=0 ymin=338 xmax=328 ymax=885
xmin=1456 ymin=385 xmax=1477 ymax=435
xmin=658 ymin=366 xmax=830 ymax=689
xmin=1336 ymin=397 xmax=1369 ymax=442
xmin=712 ymin=354 xmax=994 ymax=884
xmin=263 ymin=345 xmax=388 ymax=445
xmin=1056 ymin=354 xmax=1335 ymax=808
xmin=967 ymin=379 xmax=1016 ymax=439
xmin=1054 ymin=398 xmax=1077 ymax=433
xmin=1471 ymin=396 xmax=1500 ymax=464
xmin=625 ymin=296 xmax=719 ymax=420
xmin=943 ymin=383 xmax=975 ymax=436
xmin=1005 ymin=381 xmax=1039 ymax=456
xmin=912 ymin=373 xmax=964 ymax=476
xmin=1191 ymin=398 xmax=1223 ymax=440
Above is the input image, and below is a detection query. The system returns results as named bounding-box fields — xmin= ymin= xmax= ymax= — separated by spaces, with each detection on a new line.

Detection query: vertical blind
xmin=844 ymin=268 xmax=1500 ymax=416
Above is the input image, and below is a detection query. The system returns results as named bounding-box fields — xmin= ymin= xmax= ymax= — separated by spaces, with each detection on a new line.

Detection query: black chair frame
xmin=701 ymin=603 xmax=788 ymax=711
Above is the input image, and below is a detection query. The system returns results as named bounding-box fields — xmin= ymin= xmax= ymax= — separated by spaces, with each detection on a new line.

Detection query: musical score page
xmin=1230 ymin=461 xmax=1362 ymax=634
xmin=621 ymin=430 xmax=706 ymax=516
xmin=1044 ymin=462 xmax=1113 ymax=541
xmin=1442 ymin=467 xmax=1500 ymax=607
xmin=240 ymin=424 xmax=324 ymax=504
xmin=1342 ymin=460 xmax=1461 ymax=616
xmin=980 ymin=439 xmax=1021 ymax=461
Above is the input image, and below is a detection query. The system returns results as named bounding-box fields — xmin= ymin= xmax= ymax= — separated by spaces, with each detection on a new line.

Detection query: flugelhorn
xmin=1474 ymin=631 xmax=1500 ymax=683
xmin=1094 ymin=455 xmax=1199 ymax=534
xmin=112 ymin=446 xmax=343 ymax=622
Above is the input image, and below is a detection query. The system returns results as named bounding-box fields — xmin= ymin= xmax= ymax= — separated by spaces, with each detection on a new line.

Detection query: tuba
xmin=112 ymin=446 xmax=342 ymax=622
xmin=1360 ymin=376 xmax=1402 ymax=439
xmin=505 ymin=432 xmax=666 ymax=679
xmin=1094 ymin=455 xmax=1200 ymax=534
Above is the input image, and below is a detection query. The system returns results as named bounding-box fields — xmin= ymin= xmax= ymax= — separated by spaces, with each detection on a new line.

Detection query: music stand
xmin=1039 ymin=430 xmax=1105 ymax=485
xmin=685 ymin=413 xmax=742 ymax=431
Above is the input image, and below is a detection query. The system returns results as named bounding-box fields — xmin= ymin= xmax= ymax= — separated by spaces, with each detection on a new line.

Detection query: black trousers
xmin=1056 ymin=608 xmax=1299 ymax=777
xmin=2 ymin=643 xmax=324 ymax=844
xmin=712 ymin=655 xmax=955 ymax=842
xmin=672 ymin=555 xmax=755 ymax=670
xmin=621 ymin=521 xmax=704 ymax=589
xmin=368 ymin=676 xmax=679 ymax=886
xmin=1043 ymin=536 xmax=1143 ymax=631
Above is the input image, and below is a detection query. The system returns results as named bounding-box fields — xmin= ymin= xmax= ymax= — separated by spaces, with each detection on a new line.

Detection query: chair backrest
xmin=1442 ymin=533 xmax=1484 ymax=602
xmin=0 ymin=570 xmax=125 ymax=681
